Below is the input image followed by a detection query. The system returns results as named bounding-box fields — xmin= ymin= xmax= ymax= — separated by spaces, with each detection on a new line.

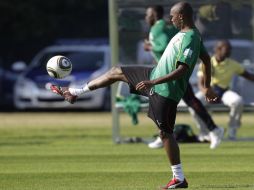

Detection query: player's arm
xmin=198 ymin=42 xmax=218 ymax=102
xmin=135 ymin=62 xmax=188 ymax=90
xmin=199 ymin=50 xmax=211 ymax=89
xmin=146 ymin=27 xmax=169 ymax=52
xmin=240 ymin=70 xmax=254 ymax=81
xmin=143 ymin=38 xmax=153 ymax=51
xmin=151 ymin=32 xmax=169 ymax=52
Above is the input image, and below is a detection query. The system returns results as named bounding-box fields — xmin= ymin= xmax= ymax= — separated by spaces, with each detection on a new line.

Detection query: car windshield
xmin=34 ymin=51 xmax=104 ymax=71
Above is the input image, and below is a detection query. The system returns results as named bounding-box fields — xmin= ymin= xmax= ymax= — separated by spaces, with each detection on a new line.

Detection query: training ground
xmin=0 ymin=112 xmax=253 ymax=190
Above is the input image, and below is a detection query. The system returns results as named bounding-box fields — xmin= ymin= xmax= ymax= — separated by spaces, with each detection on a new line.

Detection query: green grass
xmin=0 ymin=112 xmax=253 ymax=190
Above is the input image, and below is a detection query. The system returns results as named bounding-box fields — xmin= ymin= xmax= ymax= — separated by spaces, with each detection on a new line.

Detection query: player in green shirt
xmin=143 ymin=6 xmax=178 ymax=62
xmin=50 ymin=2 xmax=218 ymax=189
xmin=144 ymin=5 xmax=224 ymax=150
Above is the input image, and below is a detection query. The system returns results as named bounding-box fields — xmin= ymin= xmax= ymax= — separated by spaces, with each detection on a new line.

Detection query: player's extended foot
xmin=161 ymin=178 xmax=188 ymax=189
xmin=209 ymin=127 xmax=224 ymax=149
xmin=50 ymin=84 xmax=77 ymax=104
xmin=148 ymin=136 xmax=163 ymax=149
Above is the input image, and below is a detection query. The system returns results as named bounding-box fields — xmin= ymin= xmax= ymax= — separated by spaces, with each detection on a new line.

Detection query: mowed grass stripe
xmin=0 ymin=112 xmax=253 ymax=190
xmin=0 ymin=172 xmax=253 ymax=190
xmin=0 ymin=153 xmax=253 ymax=173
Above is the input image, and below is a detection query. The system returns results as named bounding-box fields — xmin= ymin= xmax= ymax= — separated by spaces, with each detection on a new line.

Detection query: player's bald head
xmin=216 ymin=40 xmax=231 ymax=49
xmin=215 ymin=39 xmax=232 ymax=59
xmin=171 ymin=1 xmax=193 ymax=18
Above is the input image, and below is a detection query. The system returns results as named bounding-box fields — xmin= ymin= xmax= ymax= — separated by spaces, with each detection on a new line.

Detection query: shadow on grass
xmin=0 ymin=141 xmax=52 ymax=146
xmin=224 ymin=137 xmax=254 ymax=142
xmin=199 ymin=184 xmax=254 ymax=189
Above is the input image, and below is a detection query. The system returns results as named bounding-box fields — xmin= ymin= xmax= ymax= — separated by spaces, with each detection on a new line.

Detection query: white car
xmin=14 ymin=44 xmax=111 ymax=110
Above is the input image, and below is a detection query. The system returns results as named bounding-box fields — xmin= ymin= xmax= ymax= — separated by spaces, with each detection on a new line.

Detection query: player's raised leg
xmin=50 ymin=66 xmax=128 ymax=103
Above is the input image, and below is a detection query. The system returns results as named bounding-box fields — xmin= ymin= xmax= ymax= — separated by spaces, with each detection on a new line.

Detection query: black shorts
xmin=121 ymin=65 xmax=177 ymax=134
xmin=121 ymin=65 xmax=153 ymax=96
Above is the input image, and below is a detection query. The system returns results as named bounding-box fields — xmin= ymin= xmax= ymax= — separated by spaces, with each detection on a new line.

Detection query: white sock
xmin=171 ymin=164 xmax=184 ymax=181
xmin=69 ymin=83 xmax=91 ymax=96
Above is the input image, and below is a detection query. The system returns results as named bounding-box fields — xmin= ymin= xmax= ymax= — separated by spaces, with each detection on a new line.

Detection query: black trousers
xmin=182 ymin=83 xmax=217 ymax=131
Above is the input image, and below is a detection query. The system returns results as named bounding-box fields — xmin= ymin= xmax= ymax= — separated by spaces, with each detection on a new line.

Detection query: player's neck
xmin=180 ymin=21 xmax=195 ymax=32
xmin=215 ymin=55 xmax=226 ymax=63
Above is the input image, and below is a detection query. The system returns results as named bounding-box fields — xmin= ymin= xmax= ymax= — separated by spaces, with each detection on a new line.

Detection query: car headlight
xmin=15 ymin=77 xmax=38 ymax=95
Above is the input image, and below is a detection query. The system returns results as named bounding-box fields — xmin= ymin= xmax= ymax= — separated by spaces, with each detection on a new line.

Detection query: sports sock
xmin=171 ymin=164 xmax=184 ymax=181
xmin=69 ymin=83 xmax=91 ymax=96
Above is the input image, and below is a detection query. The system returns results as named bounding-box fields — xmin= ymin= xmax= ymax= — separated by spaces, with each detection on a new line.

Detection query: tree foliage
xmin=0 ymin=0 xmax=108 ymax=66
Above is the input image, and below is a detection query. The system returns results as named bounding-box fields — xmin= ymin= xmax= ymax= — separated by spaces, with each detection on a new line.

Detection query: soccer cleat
xmin=50 ymin=85 xmax=77 ymax=104
xmin=161 ymin=178 xmax=188 ymax=189
xmin=198 ymin=133 xmax=211 ymax=142
xmin=148 ymin=136 xmax=163 ymax=149
xmin=209 ymin=127 xmax=224 ymax=149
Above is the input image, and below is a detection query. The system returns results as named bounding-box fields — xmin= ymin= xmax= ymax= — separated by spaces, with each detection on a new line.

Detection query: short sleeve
xmin=232 ymin=60 xmax=245 ymax=75
xmin=178 ymin=34 xmax=199 ymax=67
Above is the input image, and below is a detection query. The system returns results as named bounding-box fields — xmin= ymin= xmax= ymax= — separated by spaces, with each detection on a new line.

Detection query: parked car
xmin=0 ymin=62 xmax=25 ymax=110
xmin=14 ymin=42 xmax=111 ymax=110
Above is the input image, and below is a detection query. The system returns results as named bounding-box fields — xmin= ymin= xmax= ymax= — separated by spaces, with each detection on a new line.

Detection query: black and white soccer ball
xmin=46 ymin=55 xmax=72 ymax=79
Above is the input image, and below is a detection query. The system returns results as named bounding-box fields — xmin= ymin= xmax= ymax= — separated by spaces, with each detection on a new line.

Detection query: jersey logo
xmin=156 ymin=120 xmax=163 ymax=127
xmin=149 ymin=88 xmax=154 ymax=96
xmin=183 ymin=48 xmax=193 ymax=58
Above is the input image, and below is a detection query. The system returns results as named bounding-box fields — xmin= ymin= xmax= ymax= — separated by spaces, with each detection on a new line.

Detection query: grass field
xmin=0 ymin=112 xmax=253 ymax=190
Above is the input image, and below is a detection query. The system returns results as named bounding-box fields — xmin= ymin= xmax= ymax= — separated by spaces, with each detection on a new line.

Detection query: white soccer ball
xmin=46 ymin=55 xmax=72 ymax=79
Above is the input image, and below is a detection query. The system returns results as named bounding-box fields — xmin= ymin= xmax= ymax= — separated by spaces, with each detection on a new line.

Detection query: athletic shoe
xmin=161 ymin=178 xmax=188 ymax=189
xmin=198 ymin=133 xmax=211 ymax=142
xmin=50 ymin=85 xmax=77 ymax=104
xmin=148 ymin=136 xmax=163 ymax=149
xmin=209 ymin=127 xmax=224 ymax=149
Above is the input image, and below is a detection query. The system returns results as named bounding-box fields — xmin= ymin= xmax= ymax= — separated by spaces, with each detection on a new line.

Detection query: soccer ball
xmin=46 ymin=55 xmax=72 ymax=79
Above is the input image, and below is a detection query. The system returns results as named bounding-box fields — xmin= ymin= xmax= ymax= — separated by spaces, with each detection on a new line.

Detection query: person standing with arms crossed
xmin=143 ymin=5 xmax=224 ymax=149
xmin=50 ymin=2 xmax=218 ymax=189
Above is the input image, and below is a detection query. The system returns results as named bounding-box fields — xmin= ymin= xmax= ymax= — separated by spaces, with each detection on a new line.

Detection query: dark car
xmin=0 ymin=64 xmax=22 ymax=109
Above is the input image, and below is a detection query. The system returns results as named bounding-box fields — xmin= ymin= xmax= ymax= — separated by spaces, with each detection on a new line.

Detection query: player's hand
xmin=136 ymin=80 xmax=154 ymax=91
xmin=203 ymin=87 xmax=219 ymax=103
xmin=143 ymin=39 xmax=152 ymax=51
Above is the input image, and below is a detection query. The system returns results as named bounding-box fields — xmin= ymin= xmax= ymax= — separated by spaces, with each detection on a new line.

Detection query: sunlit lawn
xmin=0 ymin=112 xmax=253 ymax=190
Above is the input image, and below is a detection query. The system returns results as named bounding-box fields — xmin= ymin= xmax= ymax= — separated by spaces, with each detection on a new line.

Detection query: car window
xmin=34 ymin=51 xmax=104 ymax=71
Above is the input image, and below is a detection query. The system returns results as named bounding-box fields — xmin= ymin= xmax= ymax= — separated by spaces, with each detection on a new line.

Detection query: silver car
xmin=14 ymin=45 xmax=111 ymax=110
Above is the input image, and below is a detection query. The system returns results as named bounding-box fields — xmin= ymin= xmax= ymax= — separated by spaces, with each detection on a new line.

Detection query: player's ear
xmin=178 ymin=14 xmax=183 ymax=21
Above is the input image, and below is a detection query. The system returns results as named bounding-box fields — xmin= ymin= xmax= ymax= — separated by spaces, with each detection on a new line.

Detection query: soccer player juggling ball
xmin=143 ymin=5 xmax=224 ymax=150
xmin=50 ymin=2 xmax=218 ymax=189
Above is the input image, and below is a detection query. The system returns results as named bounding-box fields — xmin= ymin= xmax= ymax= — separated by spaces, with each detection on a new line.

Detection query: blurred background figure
xmin=195 ymin=2 xmax=232 ymax=38
xmin=194 ymin=40 xmax=254 ymax=140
